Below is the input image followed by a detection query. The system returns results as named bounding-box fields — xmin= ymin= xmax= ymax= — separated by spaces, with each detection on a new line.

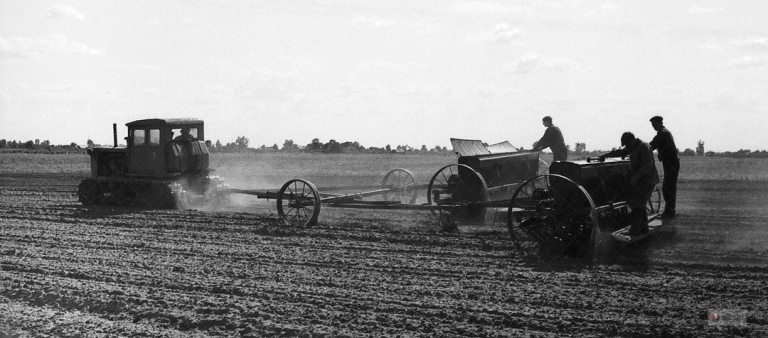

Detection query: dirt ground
xmin=1 ymin=172 xmax=767 ymax=337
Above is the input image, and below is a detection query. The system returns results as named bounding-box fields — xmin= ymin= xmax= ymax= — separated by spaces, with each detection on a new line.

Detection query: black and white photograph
xmin=1 ymin=1 xmax=766 ymax=337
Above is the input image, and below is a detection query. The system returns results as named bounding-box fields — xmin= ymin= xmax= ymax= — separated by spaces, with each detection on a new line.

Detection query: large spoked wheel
xmin=427 ymin=164 xmax=489 ymax=224
xmin=508 ymin=174 xmax=598 ymax=257
xmin=277 ymin=179 xmax=321 ymax=227
xmin=380 ymin=168 xmax=419 ymax=205
xmin=646 ymin=184 xmax=662 ymax=217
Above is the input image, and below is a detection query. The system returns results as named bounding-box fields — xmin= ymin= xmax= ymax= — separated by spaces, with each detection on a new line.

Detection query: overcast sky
xmin=1 ymin=1 xmax=766 ymax=152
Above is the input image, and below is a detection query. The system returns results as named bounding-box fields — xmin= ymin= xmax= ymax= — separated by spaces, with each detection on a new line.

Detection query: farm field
xmin=1 ymin=153 xmax=768 ymax=337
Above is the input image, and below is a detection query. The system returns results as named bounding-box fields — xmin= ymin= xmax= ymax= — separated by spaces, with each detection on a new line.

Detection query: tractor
xmin=77 ymin=118 xmax=226 ymax=208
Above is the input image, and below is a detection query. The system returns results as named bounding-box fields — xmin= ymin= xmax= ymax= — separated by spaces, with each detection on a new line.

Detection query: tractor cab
xmin=125 ymin=118 xmax=210 ymax=177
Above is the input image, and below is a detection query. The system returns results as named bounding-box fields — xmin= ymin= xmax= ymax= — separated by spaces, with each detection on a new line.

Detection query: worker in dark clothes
xmin=600 ymin=132 xmax=660 ymax=236
xmin=532 ymin=116 xmax=568 ymax=161
xmin=174 ymin=127 xmax=196 ymax=142
xmin=649 ymin=116 xmax=679 ymax=219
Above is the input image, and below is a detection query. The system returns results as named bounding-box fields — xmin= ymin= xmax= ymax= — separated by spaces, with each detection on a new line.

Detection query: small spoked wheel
xmin=508 ymin=174 xmax=597 ymax=257
xmin=277 ymin=179 xmax=321 ymax=227
xmin=380 ymin=168 xmax=419 ymax=205
xmin=427 ymin=164 xmax=489 ymax=224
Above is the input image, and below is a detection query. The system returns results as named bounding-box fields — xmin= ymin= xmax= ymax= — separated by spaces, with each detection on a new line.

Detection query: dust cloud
xmin=171 ymin=154 xmax=308 ymax=214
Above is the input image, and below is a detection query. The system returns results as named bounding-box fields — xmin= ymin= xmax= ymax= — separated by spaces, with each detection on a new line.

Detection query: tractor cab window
xmin=171 ymin=127 xmax=198 ymax=141
xmin=148 ymin=129 xmax=160 ymax=146
xmin=133 ymin=130 xmax=146 ymax=146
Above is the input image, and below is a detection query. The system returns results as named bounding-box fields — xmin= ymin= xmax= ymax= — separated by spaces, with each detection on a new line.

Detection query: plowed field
xmin=1 ymin=154 xmax=767 ymax=337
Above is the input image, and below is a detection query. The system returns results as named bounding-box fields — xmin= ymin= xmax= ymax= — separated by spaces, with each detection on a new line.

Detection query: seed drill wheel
xmin=427 ymin=164 xmax=489 ymax=226
xmin=277 ymin=179 xmax=321 ymax=227
xmin=507 ymin=174 xmax=598 ymax=257
xmin=380 ymin=168 xmax=419 ymax=205
xmin=647 ymin=184 xmax=661 ymax=216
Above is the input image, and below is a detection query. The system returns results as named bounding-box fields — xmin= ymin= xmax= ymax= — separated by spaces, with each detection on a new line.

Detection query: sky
xmin=1 ymin=1 xmax=767 ymax=152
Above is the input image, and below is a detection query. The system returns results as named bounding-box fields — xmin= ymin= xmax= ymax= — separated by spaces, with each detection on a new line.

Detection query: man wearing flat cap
xmin=600 ymin=132 xmax=659 ymax=236
xmin=649 ymin=116 xmax=679 ymax=219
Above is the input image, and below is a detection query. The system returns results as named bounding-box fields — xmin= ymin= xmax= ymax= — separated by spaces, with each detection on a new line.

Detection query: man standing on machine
xmin=532 ymin=116 xmax=567 ymax=162
xmin=649 ymin=116 xmax=679 ymax=219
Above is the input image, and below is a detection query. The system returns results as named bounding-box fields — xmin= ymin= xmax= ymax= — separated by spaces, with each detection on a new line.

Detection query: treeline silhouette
xmin=2 ymin=137 xmax=767 ymax=158
xmin=210 ymin=137 xmax=452 ymax=155
xmin=0 ymin=139 xmax=84 ymax=154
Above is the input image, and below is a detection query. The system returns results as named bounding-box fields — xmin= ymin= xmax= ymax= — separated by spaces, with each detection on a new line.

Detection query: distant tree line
xmin=3 ymin=137 xmax=768 ymax=158
xmin=0 ymin=139 xmax=84 ymax=154
xmin=209 ymin=137 xmax=452 ymax=155
xmin=702 ymin=149 xmax=768 ymax=158
xmin=679 ymin=140 xmax=768 ymax=158
xmin=565 ymin=141 xmax=768 ymax=159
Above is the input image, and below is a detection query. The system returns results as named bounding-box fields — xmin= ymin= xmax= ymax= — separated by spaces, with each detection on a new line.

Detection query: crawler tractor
xmin=77 ymin=118 xmax=226 ymax=208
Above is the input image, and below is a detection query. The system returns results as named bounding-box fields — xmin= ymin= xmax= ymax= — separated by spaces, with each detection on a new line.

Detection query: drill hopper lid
xmin=486 ymin=141 xmax=518 ymax=154
xmin=450 ymin=138 xmax=518 ymax=157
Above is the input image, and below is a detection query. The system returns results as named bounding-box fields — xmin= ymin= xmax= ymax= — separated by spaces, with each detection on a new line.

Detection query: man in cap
xmin=532 ymin=116 xmax=568 ymax=162
xmin=600 ymin=132 xmax=660 ymax=236
xmin=649 ymin=116 xmax=679 ymax=219
xmin=174 ymin=127 xmax=196 ymax=142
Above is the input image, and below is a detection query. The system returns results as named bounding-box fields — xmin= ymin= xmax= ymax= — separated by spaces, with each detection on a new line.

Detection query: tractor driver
xmin=174 ymin=127 xmax=196 ymax=142
xmin=599 ymin=132 xmax=659 ymax=236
